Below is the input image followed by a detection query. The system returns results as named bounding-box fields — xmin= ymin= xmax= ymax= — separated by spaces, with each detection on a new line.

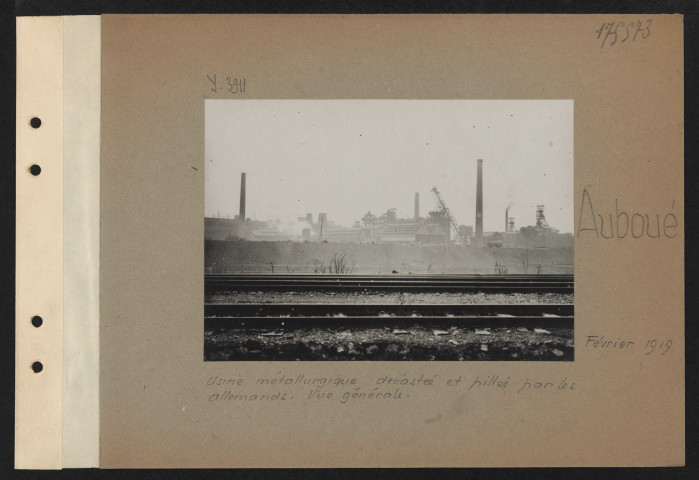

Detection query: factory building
xmin=204 ymin=217 xmax=240 ymax=240
xmin=497 ymin=205 xmax=573 ymax=248
xmin=249 ymin=228 xmax=291 ymax=242
xmin=322 ymin=220 xmax=448 ymax=245
xmin=205 ymin=172 xmax=263 ymax=241
xmin=379 ymin=224 xmax=419 ymax=243
xmin=204 ymin=161 xmax=571 ymax=249
xmin=380 ymin=223 xmax=448 ymax=244
xmin=322 ymin=228 xmax=362 ymax=243
xmin=204 ymin=216 xmax=266 ymax=241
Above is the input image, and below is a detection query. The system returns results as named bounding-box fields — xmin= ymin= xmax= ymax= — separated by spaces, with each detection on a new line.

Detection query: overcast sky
xmin=205 ymin=100 xmax=573 ymax=233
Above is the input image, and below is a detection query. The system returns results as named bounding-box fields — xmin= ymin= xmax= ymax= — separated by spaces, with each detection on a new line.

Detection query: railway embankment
xmin=205 ymin=240 xmax=573 ymax=274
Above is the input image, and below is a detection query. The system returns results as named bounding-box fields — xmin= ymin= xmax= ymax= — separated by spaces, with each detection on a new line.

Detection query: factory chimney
xmin=475 ymin=159 xmax=483 ymax=245
xmin=506 ymin=207 xmax=509 ymax=233
xmin=239 ymin=172 xmax=246 ymax=220
xmin=414 ymin=192 xmax=420 ymax=220
xmin=318 ymin=213 xmax=327 ymax=242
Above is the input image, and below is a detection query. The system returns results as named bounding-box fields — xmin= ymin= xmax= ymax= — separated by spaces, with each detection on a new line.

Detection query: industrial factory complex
xmin=205 ymin=159 xmax=573 ymax=250
xmin=204 ymin=102 xmax=574 ymax=363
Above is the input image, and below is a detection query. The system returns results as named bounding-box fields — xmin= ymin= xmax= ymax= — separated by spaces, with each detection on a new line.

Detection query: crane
xmin=431 ymin=187 xmax=464 ymax=245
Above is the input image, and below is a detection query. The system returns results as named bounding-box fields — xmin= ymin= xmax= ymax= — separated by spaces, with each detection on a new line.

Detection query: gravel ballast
xmin=204 ymin=291 xmax=573 ymax=361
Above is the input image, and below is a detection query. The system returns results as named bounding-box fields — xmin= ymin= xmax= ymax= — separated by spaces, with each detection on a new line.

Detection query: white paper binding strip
xmin=16 ymin=16 xmax=65 ymax=469
xmin=63 ymin=15 xmax=101 ymax=468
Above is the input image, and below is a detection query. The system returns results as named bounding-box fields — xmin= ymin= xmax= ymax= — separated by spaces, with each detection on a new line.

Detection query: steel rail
xmin=205 ymin=303 xmax=573 ymax=317
xmin=205 ymin=274 xmax=573 ymax=293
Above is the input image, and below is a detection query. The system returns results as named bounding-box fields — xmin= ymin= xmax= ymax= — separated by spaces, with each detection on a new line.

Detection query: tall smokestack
xmin=239 ymin=172 xmax=246 ymax=220
xmin=506 ymin=207 xmax=509 ymax=233
xmin=318 ymin=213 xmax=327 ymax=242
xmin=475 ymin=159 xmax=483 ymax=245
xmin=414 ymin=192 xmax=420 ymax=220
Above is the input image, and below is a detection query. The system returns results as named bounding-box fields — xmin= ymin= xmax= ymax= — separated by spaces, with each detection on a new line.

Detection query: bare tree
xmin=520 ymin=249 xmax=530 ymax=274
xmin=494 ymin=261 xmax=508 ymax=275
xmin=314 ymin=260 xmax=327 ymax=274
xmin=328 ymin=252 xmax=355 ymax=274
xmin=383 ymin=244 xmax=393 ymax=272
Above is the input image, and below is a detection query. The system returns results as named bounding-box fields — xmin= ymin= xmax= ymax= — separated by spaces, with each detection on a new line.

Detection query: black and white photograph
xmin=204 ymin=100 xmax=574 ymax=361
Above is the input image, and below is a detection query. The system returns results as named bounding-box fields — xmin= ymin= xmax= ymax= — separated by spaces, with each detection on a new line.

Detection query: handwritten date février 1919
xmin=585 ymin=336 xmax=672 ymax=356
xmin=596 ymin=20 xmax=651 ymax=49
xmin=206 ymin=74 xmax=246 ymax=94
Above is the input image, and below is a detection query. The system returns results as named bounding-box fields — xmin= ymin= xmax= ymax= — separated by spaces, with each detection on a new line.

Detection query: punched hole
xmin=31 ymin=316 xmax=43 ymax=328
xmin=29 ymin=164 xmax=41 ymax=176
xmin=30 ymin=117 xmax=41 ymax=128
xmin=31 ymin=361 xmax=43 ymax=373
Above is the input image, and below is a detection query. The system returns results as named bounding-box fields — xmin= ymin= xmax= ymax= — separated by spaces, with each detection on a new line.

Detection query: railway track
xmin=204 ymin=302 xmax=573 ymax=330
xmin=205 ymin=273 xmax=574 ymax=294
